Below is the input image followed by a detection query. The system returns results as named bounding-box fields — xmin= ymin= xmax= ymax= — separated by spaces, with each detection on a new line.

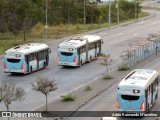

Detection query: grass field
xmin=0 ymin=12 xmax=149 ymax=54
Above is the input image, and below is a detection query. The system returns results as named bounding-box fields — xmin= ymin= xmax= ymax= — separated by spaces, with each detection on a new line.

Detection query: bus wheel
xmin=30 ymin=66 xmax=32 ymax=73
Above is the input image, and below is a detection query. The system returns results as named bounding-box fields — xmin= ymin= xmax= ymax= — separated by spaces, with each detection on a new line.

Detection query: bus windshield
xmin=7 ymin=59 xmax=21 ymax=63
xmin=121 ymin=95 xmax=140 ymax=101
xmin=61 ymin=52 xmax=73 ymax=56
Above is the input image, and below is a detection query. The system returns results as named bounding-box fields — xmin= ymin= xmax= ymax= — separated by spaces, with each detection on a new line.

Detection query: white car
xmin=101 ymin=117 xmax=117 ymax=120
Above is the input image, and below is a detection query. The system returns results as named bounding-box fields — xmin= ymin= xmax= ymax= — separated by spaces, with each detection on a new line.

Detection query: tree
xmin=99 ymin=53 xmax=113 ymax=79
xmin=0 ymin=81 xmax=25 ymax=120
xmin=32 ymin=76 xmax=57 ymax=111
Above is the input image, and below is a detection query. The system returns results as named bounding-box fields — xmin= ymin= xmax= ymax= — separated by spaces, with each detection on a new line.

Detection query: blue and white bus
xmin=116 ymin=69 xmax=159 ymax=112
xmin=57 ymin=35 xmax=103 ymax=67
xmin=4 ymin=43 xmax=50 ymax=74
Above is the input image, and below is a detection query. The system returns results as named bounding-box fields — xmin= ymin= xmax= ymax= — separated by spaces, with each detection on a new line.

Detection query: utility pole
xmin=116 ymin=0 xmax=119 ymax=23
xmin=137 ymin=0 xmax=138 ymax=20
xmin=45 ymin=0 xmax=48 ymax=39
xmin=108 ymin=0 xmax=111 ymax=29
xmin=84 ymin=0 xmax=86 ymax=31
xmin=154 ymin=0 xmax=156 ymax=16
xmin=135 ymin=0 xmax=137 ymax=21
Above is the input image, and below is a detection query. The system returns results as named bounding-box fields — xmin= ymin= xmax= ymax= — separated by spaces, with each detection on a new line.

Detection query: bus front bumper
xmin=58 ymin=62 xmax=77 ymax=66
xmin=4 ymin=69 xmax=25 ymax=73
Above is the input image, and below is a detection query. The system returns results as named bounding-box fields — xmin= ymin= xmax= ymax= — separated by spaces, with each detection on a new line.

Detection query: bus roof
xmin=59 ymin=35 xmax=102 ymax=48
xmin=118 ymin=69 xmax=158 ymax=89
xmin=5 ymin=43 xmax=49 ymax=55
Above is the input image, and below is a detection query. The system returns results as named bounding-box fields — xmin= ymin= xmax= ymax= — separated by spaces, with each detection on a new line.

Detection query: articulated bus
xmin=116 ymin=69 xmax=159 ymax=112
xmin=4 ymin=43 xmax=50 ymax=74
xmin=57 ymin=35 xmax=103 ymax=67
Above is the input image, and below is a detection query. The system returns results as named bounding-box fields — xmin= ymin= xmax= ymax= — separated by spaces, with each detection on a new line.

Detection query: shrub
xmin=103 ymin=75 xmax=113 ymax=80
xmin=85 ymin=86 xmax=92 ymax=91
xmin=61 ymin=94 xmax=75 ymax=101
xmin=30 ymin=22 xmax=44 ymax=38
xmin=118 ymin=65 xmax=130 ymax=71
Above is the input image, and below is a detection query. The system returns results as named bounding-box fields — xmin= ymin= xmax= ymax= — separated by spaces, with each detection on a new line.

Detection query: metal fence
xmin=120 ymin=35 xmax=160 ymax=67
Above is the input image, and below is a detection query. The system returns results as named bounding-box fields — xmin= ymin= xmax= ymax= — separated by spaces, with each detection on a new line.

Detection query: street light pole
xmin=116 ymin=0 xmax=119 ymax=23
xmin=135 ymin=0 xmax=137 ymax=20
xmin=154 ymin=0 xmax=156 ymax=16
xmin=108 ymin=0 xmax=111 ymax=29
xmin=84 ymin=0 xmax=86 ymax=31
xmin=45 ymin=0 xmax=48 ymax=39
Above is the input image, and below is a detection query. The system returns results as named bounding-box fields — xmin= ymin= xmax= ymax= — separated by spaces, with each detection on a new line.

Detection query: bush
xmin=61 ymin=94 xmax=75 ymax=101
xmin=103 ymin=75 xmax=113 ymax=80
xmin=30 ymin=22 xmax=44 ymax=38
xmin=118 ymin=65 xmax=130 ymax=71
xmin=85 ymin=86 xmax=92 ymax=91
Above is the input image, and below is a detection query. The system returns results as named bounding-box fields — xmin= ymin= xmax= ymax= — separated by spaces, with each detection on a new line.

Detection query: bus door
xmin=97 ymin=40 xmax=101 ymax=53
xmin=46 ymin=49 xmax=49 ymax=66
xmin=85 ymin=39 xmax=89 ymax=61
xmin=36 ymin=52 xmax=39 ymax=69
xmin=25 ymin=55 xmax=29 ymax=72
xmin=77 ymin=48 xmax=80 ymax=65
xmin=145 ymin=87 xmax=149 ymax=111
xmin=95 ymin=42 xmax=97 ymax=57
xmin=145 ymin=89 xmax=148 ymax=111
xmin=151 ymin=83 xmax=153 ymax=105
xmin=99 ymin=40 xmax=102 ymax=53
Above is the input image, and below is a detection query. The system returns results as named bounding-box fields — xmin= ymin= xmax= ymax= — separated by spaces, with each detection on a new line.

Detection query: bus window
xmin=77 ymin=48 xmax=80 ymax=55
xmin=25 ymin=55 xmax=29 ymax=64
xmin=7 ymin=59 xmax=20 ymax=63
xmin=61 ymin=52 xmax=73 ymax=56
xmin=121 ymin=95 xmax=140 ymax=101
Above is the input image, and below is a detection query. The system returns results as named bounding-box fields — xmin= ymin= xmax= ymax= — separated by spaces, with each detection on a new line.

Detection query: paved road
xmin=66 ymin=51 xmax=160 ymax=120
xmin=141 ymin=0 xmax=160 ymax=8
xmin=0 ymin=10 xmax=160 ymax=111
